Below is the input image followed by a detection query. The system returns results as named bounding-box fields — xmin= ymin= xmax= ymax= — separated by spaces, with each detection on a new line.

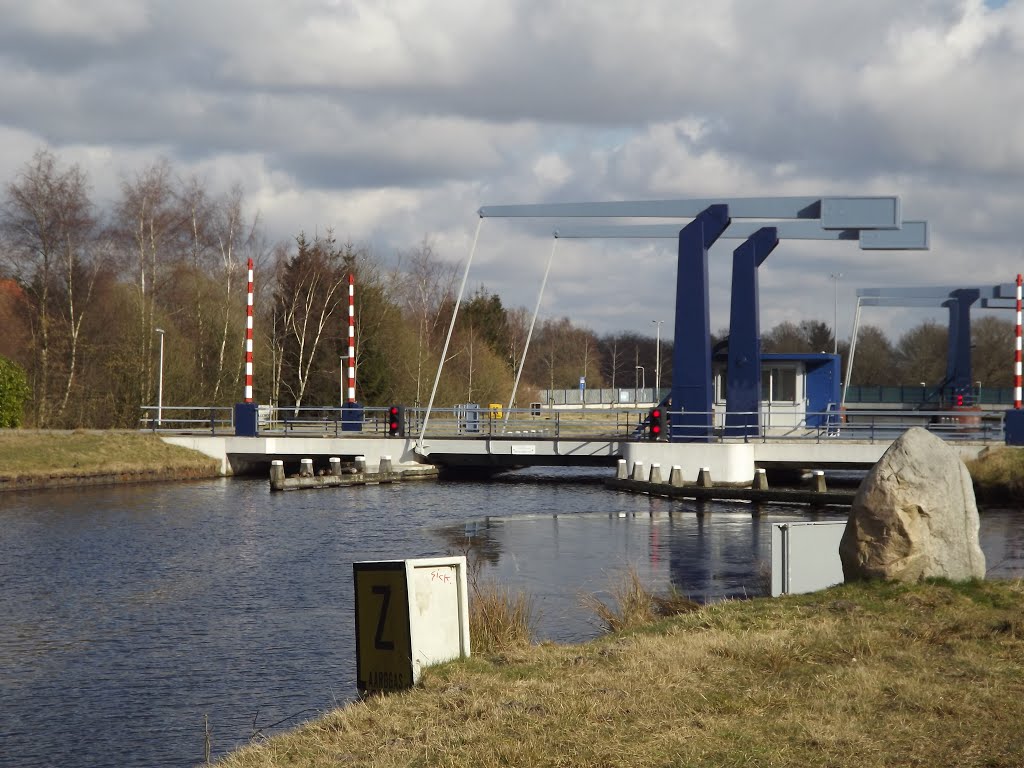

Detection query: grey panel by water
xmin=770 ymin=521 xmax=847 ymax=597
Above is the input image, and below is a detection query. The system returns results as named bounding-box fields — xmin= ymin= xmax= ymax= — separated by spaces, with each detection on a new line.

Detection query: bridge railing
xmin=413 ymin=406 xmax=645 ymax=439
xmin=705 ymin=407 xmax=1004 ymax=444
xmin=139 ymin=406 xmax=234 ymax=433
xmin=138 ymin=403 xmax=1006 ymax=444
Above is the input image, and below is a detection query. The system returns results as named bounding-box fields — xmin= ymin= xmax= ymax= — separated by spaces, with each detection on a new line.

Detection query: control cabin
xmin=713 ymin=353 xmax=841 ymax=430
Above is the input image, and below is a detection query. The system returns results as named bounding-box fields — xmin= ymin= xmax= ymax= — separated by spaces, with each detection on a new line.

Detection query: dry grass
xmin=581 ymin=565 xmax=700 ymax=632
xmin=0 ymin=429 xmax=219 ymax=482
xmin=215 ymin=579 xmax=1024 ymax=768
xmin=468 ymin=580 xmax=536 ymax=654
xmin=965 ymin=446 xmax=1024 ymax=503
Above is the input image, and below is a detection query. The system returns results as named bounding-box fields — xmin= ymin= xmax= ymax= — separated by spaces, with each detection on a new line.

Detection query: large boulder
xmin=840 ymin=427 xmax=986 ymax=582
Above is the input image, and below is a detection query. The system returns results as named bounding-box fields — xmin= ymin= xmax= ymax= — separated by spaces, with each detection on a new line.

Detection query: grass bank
xmin=0 ymin=429 xmax=220 ymax=490
xmin=217 ymin=579 xmax=1024 ymax=768
xmin=966 ymin=446 xmax=1024 ymax=503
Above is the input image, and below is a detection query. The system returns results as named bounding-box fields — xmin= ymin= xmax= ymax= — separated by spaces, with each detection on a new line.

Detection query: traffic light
xmin=955 ymin=393 xmax=964 ymax=407
xmin=648 ymin=406 xmax=667 ymax=440
xmin=387 ymin=405 xmax=405 ymax=437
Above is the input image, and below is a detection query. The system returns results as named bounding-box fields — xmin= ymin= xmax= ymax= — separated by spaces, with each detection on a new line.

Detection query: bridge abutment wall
xmin=623 ymin=443 xmax=755 ymax=486
xmin=161 ymin=435 xmax=424 ymax=476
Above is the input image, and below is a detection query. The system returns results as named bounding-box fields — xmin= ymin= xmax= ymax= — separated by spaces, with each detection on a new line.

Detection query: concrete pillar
xmin=355 ymin=455 xmax=367 ymax=474
xmin=379 ymin=455 xmax=393 ymax=475
xmin=270 ymin=460 xmax=285 ymax=491
xmin=329 ymin=457 xmax=342 ymax=476
xmin=649 ymin=463 xmax=662 ymax=484
xmin=616 ymin=459 xmax=628 ymax=480
xmin=697 ymin=466 xmax=713 ymax=488
xmin=810 ymin=470 xmax=827 ymax=493
xmin=669 ymin=465 xmax=684 ymax=487
xmin=300 ymin=458 xmax=314 ymax=477
xmin=631 ymin=461 xmax=646 ymax=482
xmin=753 ymin=468 xmax=769 ymax=490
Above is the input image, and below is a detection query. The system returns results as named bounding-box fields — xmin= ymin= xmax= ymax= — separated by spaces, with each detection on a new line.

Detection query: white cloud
xmin=0 ymin=0 xmax=1022 ymax=344
xmin=0 ymin=0 xmax=149 ymax=44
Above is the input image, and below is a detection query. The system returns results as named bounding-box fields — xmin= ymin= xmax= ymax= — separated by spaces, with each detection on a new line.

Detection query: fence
xmin=539 ymin=388 xmax=667 ymax=406
xmin=539 ymin=386 xmax=1018 ymax=407
xmin=139 ymin=403 xmax=1005 ymax=443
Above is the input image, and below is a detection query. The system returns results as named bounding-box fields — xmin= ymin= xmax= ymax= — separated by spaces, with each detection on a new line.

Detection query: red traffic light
xmin=648 ymin=406 xmax=667 ymax=440
xmin=387 ymin=405 xmax=405 ymax=436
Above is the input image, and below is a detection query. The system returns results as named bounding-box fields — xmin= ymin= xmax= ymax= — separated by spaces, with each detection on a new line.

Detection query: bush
xmin=0 ymin=356 xmax=30 ymax=428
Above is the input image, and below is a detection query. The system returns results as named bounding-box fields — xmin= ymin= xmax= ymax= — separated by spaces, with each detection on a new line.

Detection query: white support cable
xmin=840 ymin=297 xmax=862 ymax=410
xmin=503 ymin=238 xmax=558 ymax=430
xmin=417 ymin=217 xmax=484 ymax=452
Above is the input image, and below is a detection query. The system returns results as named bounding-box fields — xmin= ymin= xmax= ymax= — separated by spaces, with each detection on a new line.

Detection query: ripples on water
xmin=0 ymin=469 xmax=1021 ymax=767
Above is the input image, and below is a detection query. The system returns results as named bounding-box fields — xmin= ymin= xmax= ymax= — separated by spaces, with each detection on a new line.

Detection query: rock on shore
xmin=840 ymin=427 xmax=986 ymax=582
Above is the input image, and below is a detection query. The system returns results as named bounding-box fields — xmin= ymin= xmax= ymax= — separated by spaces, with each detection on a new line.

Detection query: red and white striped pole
xmin=347 ymin=273 xmax=356 ymax=403
xmin=1015 ymin=273 xmax=1022 ymax=410
xmin=245 ymin=257 xmax=254 ymax=403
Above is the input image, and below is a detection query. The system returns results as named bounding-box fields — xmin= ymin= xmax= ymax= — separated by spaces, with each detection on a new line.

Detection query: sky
xmin=0 ymin=0 xmax=1022 ymax=343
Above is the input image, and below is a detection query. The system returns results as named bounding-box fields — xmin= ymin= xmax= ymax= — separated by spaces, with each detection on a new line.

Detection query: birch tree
xmin=273 ymin=232 xmax=348 ymax=412
xmin=2 ymin=150 xmax=99 ymax=425
xmin=394 ymin=238 xmax=457 ymax=405
xmin=113 ymin=160 xmax=181 ymax=406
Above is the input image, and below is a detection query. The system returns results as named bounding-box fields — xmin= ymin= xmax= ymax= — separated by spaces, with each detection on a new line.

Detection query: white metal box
xmin=353 ymin=556 xmax=471 ymax=693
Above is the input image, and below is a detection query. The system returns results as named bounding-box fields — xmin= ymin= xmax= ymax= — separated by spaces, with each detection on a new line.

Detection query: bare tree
xmin=273 ymin=232 xmax=348 ymax=412
xmin=2 ymin=149 xmax=100 ymax=425
xmin=393 ymin=237 xmax=457 ymax=404
xmin=113 ymin=160 xmax=181 ymax=405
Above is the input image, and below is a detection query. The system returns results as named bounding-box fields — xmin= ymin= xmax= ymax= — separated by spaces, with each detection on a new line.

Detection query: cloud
xmin=0 ymin=0 xmax=1022 ymax=342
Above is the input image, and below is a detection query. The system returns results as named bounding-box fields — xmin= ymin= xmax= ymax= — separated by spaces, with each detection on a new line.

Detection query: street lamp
xmin=155 ymin=327 xmax=165 ymax=427
xmin=830 ymin=273 xmax=843 ymax=355
xmin=635 ymin=365 xmax=645 ymax=403
xmin=651 ymin=319 xmax=663 ymax=400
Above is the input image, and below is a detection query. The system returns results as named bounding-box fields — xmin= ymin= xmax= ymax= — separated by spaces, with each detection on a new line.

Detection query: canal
xmin=1 ymin=469 xmax=1021 ymax=767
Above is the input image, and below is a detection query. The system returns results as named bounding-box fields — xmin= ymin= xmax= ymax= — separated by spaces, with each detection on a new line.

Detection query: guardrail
xmin=139 ymin=406 xmax=234 ymax=434
xmin=139 ymin=404 xmax=1006 ymax=443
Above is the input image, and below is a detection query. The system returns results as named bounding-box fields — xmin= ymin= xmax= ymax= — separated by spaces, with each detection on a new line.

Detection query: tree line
xmin=0 ymin=150 xmax=1017 ymax=428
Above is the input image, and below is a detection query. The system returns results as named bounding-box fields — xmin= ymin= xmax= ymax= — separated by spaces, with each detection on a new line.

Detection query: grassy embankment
xmin=965 ymin=445 xmax=1024 ymax=503
xmin=218 ymin=577 xmax=1024 ymax=768
xmin=0 ymin=429 xmax=220 ymax=490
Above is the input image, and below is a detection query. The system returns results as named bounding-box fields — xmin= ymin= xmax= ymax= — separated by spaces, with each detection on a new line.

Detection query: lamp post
xmin=635 ymin=365 xmax=645 ymax=404
xmin=651 ymin=319 xmax=663 ymax=400
xmin=155 ymin=327 xmax=165 ymax=427
xmin=830 ymin=272 xmax=843 ymax=355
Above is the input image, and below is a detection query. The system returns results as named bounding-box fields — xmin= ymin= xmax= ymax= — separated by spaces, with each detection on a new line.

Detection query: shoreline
xmin=0 ymin=429 xmax=222 ymax=493
xmin=0 ymin=464 xmax=223 ymax=493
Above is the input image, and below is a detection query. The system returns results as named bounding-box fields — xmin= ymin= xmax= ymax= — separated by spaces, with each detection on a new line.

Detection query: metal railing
xmin=139 ymin=406 xmax=234 ymax=434
xmin=140 ymin=403 xmax=1006 ymax=444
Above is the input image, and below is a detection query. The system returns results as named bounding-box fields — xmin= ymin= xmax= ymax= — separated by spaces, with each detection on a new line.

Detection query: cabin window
xmin=762 ymin=367 xmax=797 ymax=403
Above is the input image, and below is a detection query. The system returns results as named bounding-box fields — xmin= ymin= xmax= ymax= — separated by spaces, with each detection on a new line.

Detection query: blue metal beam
xmin=725 ymin=228 xmax=779 ymax=438
xmin=947 ymin=289 xmax=980 ymax=395
xmin=856 ymin=286 xmax=992 ymax=398
xmin=671 ymin=205 xmax=730 ymax=442
xmin=480 ymin=196 xmax=901 ymax=228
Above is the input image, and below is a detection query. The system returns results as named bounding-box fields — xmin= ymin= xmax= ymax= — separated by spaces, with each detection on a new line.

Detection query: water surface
xmin=0 ymin=470 xmax=1020 ymax=767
